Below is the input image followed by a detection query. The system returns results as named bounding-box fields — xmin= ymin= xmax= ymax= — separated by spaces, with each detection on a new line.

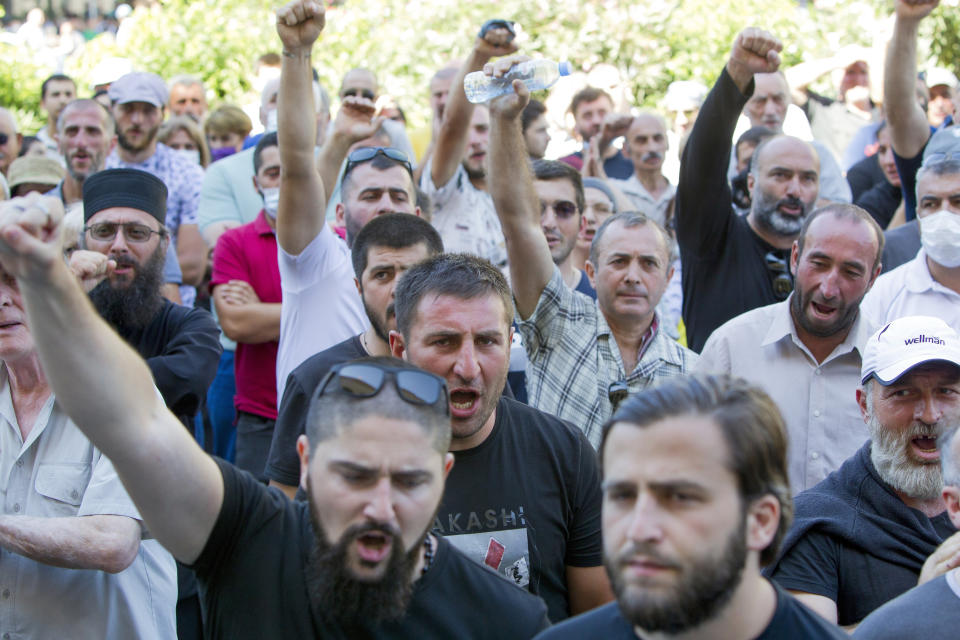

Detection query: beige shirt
xmin=0 ymin=368 xmax=177 ymax=639
xmin=696 ymin=297 xmax=875 ymax=492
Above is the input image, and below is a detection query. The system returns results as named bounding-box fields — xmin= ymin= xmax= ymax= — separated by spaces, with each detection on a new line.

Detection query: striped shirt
xmin=518 ymin=268 xmax=698 ymax=448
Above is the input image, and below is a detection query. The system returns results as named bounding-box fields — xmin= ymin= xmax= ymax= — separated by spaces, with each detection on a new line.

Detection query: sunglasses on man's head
xmin=344 ymin=146 xmax=413 ymax=179
xmin=317 ymin=361 xmax=450 ymax=417
xmin=342 ymin=88 xmax=376 ymax=101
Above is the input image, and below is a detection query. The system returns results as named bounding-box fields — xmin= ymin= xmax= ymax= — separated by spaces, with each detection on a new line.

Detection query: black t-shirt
xmin=532 ymin=580 xmax=849 ymax=639
xmin=118 ymin=298 xmax=223 ymax=422
xmin=767 ymin=444 xmax=957 ymax=626
xmin=265 ymin=334 xmax=366 ymax=486
xmin=192 ymin=458 xmax=550 ymax=639
xmin=435 ymin=397 xmax=603 ymax=622
xmin=675 ymin=69 xmax=789 ymax=353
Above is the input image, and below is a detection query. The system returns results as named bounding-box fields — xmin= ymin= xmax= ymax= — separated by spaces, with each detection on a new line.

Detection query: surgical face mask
xmin=920 ymin=209 xmax=960 ymax=268
xmin=173 ymin=148 xmax=201 ymax=166
xmin=261 ymin=187 xmax=280 ymax=219
xmin=265 ymin=109 xmax=278 ymax=133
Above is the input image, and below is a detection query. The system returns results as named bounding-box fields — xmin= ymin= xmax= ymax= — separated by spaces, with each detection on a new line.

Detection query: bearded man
xmin=766 ymin=315 xmax=960 ymax=628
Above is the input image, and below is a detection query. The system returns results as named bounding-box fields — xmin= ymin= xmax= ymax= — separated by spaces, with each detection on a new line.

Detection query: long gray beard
xmin=867 ymin=411 xmax=944 ymax=500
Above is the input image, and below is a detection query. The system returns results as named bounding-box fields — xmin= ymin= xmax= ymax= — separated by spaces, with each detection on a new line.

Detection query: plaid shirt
xmin=517 ymin=269 xmax=698 ymax=448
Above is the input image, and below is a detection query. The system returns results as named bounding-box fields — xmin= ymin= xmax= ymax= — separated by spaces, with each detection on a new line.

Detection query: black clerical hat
xmin=82 ymin=168 xmax=167 ymax=224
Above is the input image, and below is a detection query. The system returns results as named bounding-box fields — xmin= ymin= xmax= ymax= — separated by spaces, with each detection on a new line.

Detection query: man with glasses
xmin=79 ymin=167 xmax=221 ymax=638
xmin=390 ymin=253 xmax=613 ymax=622
xmin=265 ymin=213 xmax=444 ymax=498
xmin=0 ymin=186 xmax=550 ymax=637
xmin=861 ymin=129 xmax=960 ymax=330
xmin=676 ymin=28 xmax=821 ymax=353
xmin=697 ymin=204 xmax=883 ymax=492
xmin=481 ymin=56 xmax=696 ymax=449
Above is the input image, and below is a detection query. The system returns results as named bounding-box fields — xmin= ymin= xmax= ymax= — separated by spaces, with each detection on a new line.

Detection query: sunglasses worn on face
xmin=344 ymin=146 xmax=414 ymax=179
xmin=343 ymin=88 xmax=376 ymax=101
xmin=764 ymin=251 xmax=794 ymax=301
xmin=85 ymin=222 xmax=165 ymax=243
xmin=318 ymin=362 xmax=451 ymax=417
xmin=0 ymin=133 xmax=7 ymax=145
xmin=540 ymin=200 xmax=579 ymax=220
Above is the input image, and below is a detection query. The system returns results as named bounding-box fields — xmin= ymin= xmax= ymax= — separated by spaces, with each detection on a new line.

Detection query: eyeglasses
xmin=317 ymin=361 xmax=450 ymax=417
xmin=0 ymin=133 xmax=7 ymax=145
xmin=344 ymin=147 xmax=414 ymax=180
xmin=540 ymin=200 xmax=579 ymax=220
xmin=84 ymin=222 xmax=165 ymax=243
xmin=764 ymin=251 xmax=794 ymax=301
xmin=342 ymin=88 xmax=376 ymax=101
xmin=608 ymin=380 xmax=630 ymax=412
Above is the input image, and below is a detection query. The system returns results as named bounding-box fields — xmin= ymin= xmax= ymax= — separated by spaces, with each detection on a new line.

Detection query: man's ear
xmin=585 ymin=260 xmax=597 ymax=290
xmin=790 ymin=240 xmax=800 ymax=277
xmin=335 ymin=202 xmax=346 ymax=228
xmin=389 ymin=330 xmax=406 ymax=359
xmin=745 ymin=494 xmax=780 ymax=555
xmin=747 ymin=172 xmax=755 ymax=197
xmin=296 ymin=435 xmax=311 ymax=491
xmin=442 ymin=453 xmax=455 ymax=479
xmin=856 ymin=386 xmax=870 ymax=423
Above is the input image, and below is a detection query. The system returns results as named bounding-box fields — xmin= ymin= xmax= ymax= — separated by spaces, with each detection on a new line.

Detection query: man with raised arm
xmin=485 ymin=55 xmax=695 ymax=447
xmin=419 ymin=19 xmax=517 ymax=268
xmin=0 ymin=6 xmax=556 ymax=639
xmin=272 ymin=0 xmax=367 ymax=396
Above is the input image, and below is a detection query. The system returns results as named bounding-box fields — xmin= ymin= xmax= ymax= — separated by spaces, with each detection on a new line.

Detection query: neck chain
xmin=421 ymin=535 xmax=435 ymax=576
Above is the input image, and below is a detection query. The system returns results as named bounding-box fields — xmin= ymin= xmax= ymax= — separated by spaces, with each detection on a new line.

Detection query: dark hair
xmin=415 ymin=187 xmax=432 ymax=222
xmin=394 ymin=253 xmax=513 ymax=339
xmin=589 ymin=212 xmax=674 ymax=267
xmin=350 ymin=213 xmax=443 ymax=278
xmin=521 ymin=99 xmax=547 ymax=133
xmin=795 ymin=203 xmax=884 ymax=273
xmin=531 ymin=159 xmax=585 ymax=216
xmin=599 ymin=374 xmax=793 ymax=566
xmin=735 ymin=126 xmax=777 ymax=167
xmin=341 ymin=152 xmax=414 ymax=201
xmin=305 ymin=356 xmax=451 ymax=454
xmin=18 ymin=136 xmax=40 ymax=157
xmin=569 ymin=86 xmax=613 ymax=117
xmin=41 ymin=73 xmax=76 ymax=100
xmin=253 ymin=132 xmax=279 ymax=175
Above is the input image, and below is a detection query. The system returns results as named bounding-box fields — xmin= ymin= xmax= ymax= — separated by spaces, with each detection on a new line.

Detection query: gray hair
xmin=589 ymin=211 xmax=676 ymax=268
xmin=916 ymin=158 xmax=960 ymax=202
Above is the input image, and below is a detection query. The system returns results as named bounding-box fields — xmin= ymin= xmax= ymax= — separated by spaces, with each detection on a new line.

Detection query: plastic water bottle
xmin=464 ymin=60 xmax=573 ymax=104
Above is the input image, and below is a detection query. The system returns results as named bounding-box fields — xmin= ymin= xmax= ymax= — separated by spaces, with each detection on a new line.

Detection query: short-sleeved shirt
xmin=860 ymin=248 xmax=960 ymax=329
xmin=276 ymin=224 xmax=368 ymax=402
xmin=192 ymin=458 xmax=550 ymax=639
xmin=853 ymin=569 xmax=960 ymax=639
xmin=265 ymin=334 xmax=366 ymax=486
xmin=210 ymin=210 xmax=282 ymax=419
xmin=419 ymin=158 xmax=507 ymax=268
xmin=0 ymin=370 xmax=177 ymax=638
xmin=532 ymin=580 xmax=849 ymax=639
xmin=435 ymin=397 xmax=603 ymax=622
xmin=517 ymin=268 xmax=697 ymax=448
xmin=696 ymin=297 xmax=874 ymax=492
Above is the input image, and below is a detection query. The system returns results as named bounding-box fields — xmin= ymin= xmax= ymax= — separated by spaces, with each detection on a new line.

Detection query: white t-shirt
xmin=276 ymin=224 xmax=368 ymax=401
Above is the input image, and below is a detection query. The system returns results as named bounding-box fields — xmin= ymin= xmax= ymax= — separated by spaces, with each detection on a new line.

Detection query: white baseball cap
xmin=860 ymin=316 xmax=960 ymax=385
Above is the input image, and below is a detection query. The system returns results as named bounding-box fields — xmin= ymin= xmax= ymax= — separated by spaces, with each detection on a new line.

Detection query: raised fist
xmin=726 ymin=27 xmax=783 ymax=92
xmin=894 ymin=0 xmax=940 ymax=21
xmin=275 ymin=0 xmax=326 ymax=54
xmin=485 ymin=55 xmax=532 ymax=120
xmin=0 ymin=193 xmax=65 ymax=283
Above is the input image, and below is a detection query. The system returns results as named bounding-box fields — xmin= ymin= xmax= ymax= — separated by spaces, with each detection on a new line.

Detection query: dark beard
xmin=361 ymin=294 xmax=391 ymax=344
xmin=304 ymin=477 xmax=424 ymax=632
xmin=89 ymin=246 xmax=166 ymax=332
xmin=607 ymin=515 xmax=747 ymax=634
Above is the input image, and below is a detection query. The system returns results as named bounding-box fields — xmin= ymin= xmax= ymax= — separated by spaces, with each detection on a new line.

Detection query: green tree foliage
xmin=2 ymin=0 xmax=958 ymax=133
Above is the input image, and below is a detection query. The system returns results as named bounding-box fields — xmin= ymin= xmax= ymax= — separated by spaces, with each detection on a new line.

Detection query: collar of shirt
xmin=597 ymin=309 xmax=676 ymax=376
xmin=0 ymin=365 xmax=56 ymax=453
xmin=906 ymin=248 xmax=960 ymax=297
xmin=254 ymin=209 xmax=276 ymax=237
xmin=762 ymin=295 xmax=873 ymax=363
xmin=619 ymin=174 xmax=676 ymax=205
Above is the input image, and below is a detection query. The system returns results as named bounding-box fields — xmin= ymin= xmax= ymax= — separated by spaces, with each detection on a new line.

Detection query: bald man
xmin=0 ymin=107 xmax=23 ymax=177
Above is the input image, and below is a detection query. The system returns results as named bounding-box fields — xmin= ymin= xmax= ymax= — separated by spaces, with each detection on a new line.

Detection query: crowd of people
xmin=0 ymin=0 xmax=958 ymax=637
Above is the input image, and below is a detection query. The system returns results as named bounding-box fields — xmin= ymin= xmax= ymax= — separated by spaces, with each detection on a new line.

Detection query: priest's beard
xmin=89 ymin=245 xmax=166 ymax=331
xmin=303 ymin=476 xmax=427 ymax=631
xmin=606 ymin=512 xmax=747 ymax=634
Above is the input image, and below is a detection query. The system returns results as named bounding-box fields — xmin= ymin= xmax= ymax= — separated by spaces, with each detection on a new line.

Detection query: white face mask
xmin=173 ymin=148 xmax=201 ymax=166
xmin=920 ymin=209 xmax=960 ymax=268
xmin=265 ymin=109 xmax=278 ymax=133
xmin=261 ymin=187 xmax=280 ymax=219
